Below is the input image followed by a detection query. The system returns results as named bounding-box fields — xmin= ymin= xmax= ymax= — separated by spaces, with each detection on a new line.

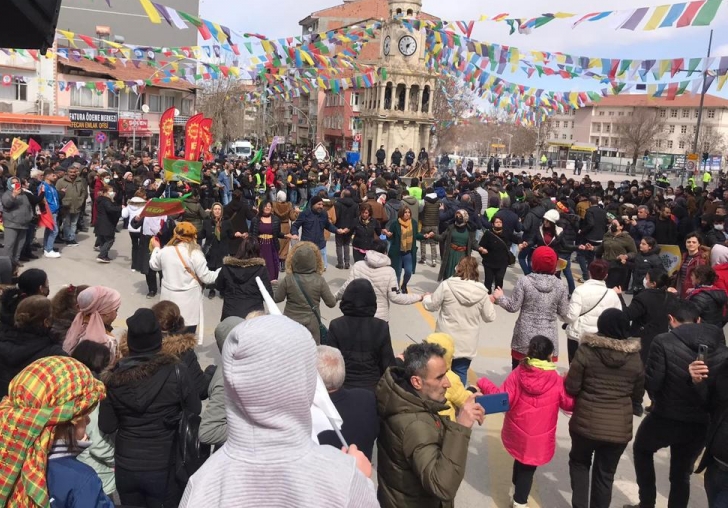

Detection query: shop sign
xmin=69 ymin=109 xmax=118 ymax=131
xmin=0 ymin=123 xmax=66 ymax=135
xmin=118 ymin=118 xmax=150 ymax=133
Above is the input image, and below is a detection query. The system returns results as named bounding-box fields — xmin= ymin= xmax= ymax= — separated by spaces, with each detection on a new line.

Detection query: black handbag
xmin=172 ymin=364 xmax=210 ymax=483
xmin=487 ymin=230 xmax=516 ymax=266
xmin=293 ymin=273 xmax=328 ymax=344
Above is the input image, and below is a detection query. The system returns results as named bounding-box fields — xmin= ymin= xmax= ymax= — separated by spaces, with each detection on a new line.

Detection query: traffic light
xmin=703 ymin=152 xmax=710 ymax=163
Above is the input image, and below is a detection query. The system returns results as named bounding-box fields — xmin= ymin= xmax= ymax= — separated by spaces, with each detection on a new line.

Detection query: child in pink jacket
xmin=477 ymin=335 xmax=575 ymax=508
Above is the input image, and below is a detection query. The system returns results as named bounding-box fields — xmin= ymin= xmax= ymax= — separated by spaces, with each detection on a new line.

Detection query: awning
xmin=547 ymin=141 xmax=597 ymax=152
xmin=0 ymin=113 xmax=71 ymax=126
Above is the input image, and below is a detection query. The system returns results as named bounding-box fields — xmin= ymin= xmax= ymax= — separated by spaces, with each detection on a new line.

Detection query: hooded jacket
xmin=99 ymin=354 xmax=201 ymax=471
xmin=478 ymin=364 xmax=574 ymax=466
xmin=564 ymin=280 xmax=622 ymax=342
xmin=496 ymin=273 xmax=569 ymax=357
xmin=565 ymin=333 xmax=644 ymax=444
xmin=0 ymin=324 xmax=67 ymax=398
xmin=181 ymin=315 xmax=378 ymax=508
xmin=686 ymin=286 xmax=728 ymax=327
xmin=335 ymin=250 xmax=421 ymax=322
xmin=376 ymin=367 xmax=471 ymax=508
xmin=181 ymin=196 xmax=208 ymax=232
xmin=273 ymin=241 xmax=336 ymax=344
xmin=335 ymin=196 xmax=360 ymax=230
xmin=291 ymin=207 xmax=338 ymax=249
xmin=629 ymin=245 xmax=663 ymax=293
xmin=328 ymin=279 xmax=394 ymax=391
xmin=421 ymin=194 xmax=440 ymax=228
xmin=423 ymin=277 xmax=496 ymax=360
xmin=121 ymin=197 xmax=147 ymax=233
xmin=94 ymin=195 xmax=122 ymax=238
xmin=1 ymin=189 xmax=33 ymax=229
xmin=646 ymin=323 xmax=728 ymax=423
xmin=424 ymin=334 xmax=471 ymax=422
xmin=401 ymin=195 xmax=419 ymax=222
xmin=216 ymin=256 xmax=271 ymax=320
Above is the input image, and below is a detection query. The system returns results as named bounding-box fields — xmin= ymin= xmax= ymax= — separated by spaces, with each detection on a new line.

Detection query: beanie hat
xmin=531 ymin=246 xmax=558 ymax=274
xmin=126 ymin=308 xmax=163 ymax=354
xmin=597 ymin=308 xmax=631 ymax=340
xmin=711 ymin=244 xmax=728 ymax=266
xmin=543 ymin=209 xmax=560 ymax=224
xmin=309 ymin=196 xmax=323 ymax=207
xmin=276 ymin=190 xmax=287 ymax=203
xmin=17 ymin=269 xmax=47 ymax=296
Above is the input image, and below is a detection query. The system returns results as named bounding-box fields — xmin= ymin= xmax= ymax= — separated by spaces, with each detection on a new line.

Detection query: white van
xmin=228 ymin=140 xmax=253 ymax=158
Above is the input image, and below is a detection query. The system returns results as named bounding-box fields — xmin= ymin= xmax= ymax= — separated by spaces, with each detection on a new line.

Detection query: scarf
xmin=399 ymin=218 xmax=413 ymax=253
xmin=168 ymin=221 xmax=198 ymax=248
xmin=0 ymin=356 xmax=105 ymax=507
xmin=526 ymin=358 xmax=556 ymax=371
xmin=212 ymin=203 xmax=223 ymax=241
xmin=63 ymin=286 xmax=121 ymax=356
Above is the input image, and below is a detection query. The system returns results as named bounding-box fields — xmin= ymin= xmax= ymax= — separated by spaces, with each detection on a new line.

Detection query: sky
xmin=198 ymin=0 xmax=728 ymax=96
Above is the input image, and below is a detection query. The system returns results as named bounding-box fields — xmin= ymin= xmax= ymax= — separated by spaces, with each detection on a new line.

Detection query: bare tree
xmin=432 ymin=76 xmax=476 ymax=153
xmin=614 ymin=108 xmax=667 ymax=166
xmin=198 ymin=79 xmax=260 ymax=145
xmin=678 ymin=126 xmax=727 ymax=155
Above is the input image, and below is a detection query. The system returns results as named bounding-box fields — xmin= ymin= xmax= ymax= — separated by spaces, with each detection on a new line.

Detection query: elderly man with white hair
xmin=316 ymin=345 xmax=380 ymax=460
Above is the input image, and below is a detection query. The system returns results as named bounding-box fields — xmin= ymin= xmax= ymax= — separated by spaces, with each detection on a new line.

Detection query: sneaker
xmin=429 ymin=261 xmax=436 ymax=267
xmin=54 ymin=238 xmax=66 ymax=244
xmin=93 ymin=246 xmax=100 ymax=252
xmin=335 ymin=264 xmax=344 ymax=270
xmin=418 ymin=259 xmax=426 ymax=264
xmin=66 ymin=240 xmax=80 ymax=246
xmin=43 ymin=250 xmax=61 ymax=258
xmin=96 ymin=257 xmax=111 ymax=264
xmin=146 ymin=291 xmax=157 ymax=299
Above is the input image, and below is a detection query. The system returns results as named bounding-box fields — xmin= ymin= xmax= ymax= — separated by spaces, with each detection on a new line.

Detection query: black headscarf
xmin=597 ymin=308 xmax=631 ymax=340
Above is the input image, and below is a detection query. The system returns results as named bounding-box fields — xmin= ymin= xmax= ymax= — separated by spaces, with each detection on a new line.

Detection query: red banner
xmin=158 ymin=107 xmax=176 ymax=167
xmin=28 ymin=139 xmax=41 ymax=154
xmin=184 ymin=113 xmax=203 ymax=161
xmin=199 ymin=118 xmax=213 ymax=162
xmin=138 ymin=198 xmax=185 ymax=218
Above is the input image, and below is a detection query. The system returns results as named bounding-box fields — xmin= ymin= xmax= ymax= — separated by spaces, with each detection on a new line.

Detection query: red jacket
xmin=265 ymin=167 xmax=275 ymax=188
xmin=714 ymin=262 xmax=728 ymax=295
xmin=478 ymin=364 xmax=574 ymax=466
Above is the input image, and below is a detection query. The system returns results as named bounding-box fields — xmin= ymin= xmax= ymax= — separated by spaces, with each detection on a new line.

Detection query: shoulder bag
xmin=488 ymin=229 xmax=516 ymax=266
xmin=174 ymin=246 xmax=204 ymax=287
xmin=563 ymin=289 xmax=610 ymax=330
xmin=292 ymin=273 xmax=328 ymax=344
xmin=172 ymin=364 xmax=210 ymax=483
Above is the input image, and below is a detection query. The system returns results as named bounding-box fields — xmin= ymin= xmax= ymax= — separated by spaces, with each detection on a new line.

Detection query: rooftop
xmin=300 ymin=0 xmax=438 ymax=27
xmin=591 ymin=93 xmax=728 ymax=109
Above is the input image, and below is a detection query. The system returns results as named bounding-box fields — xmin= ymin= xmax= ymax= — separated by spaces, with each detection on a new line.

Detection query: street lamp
xmin=132 ymin=104 xmax=150 ymax=153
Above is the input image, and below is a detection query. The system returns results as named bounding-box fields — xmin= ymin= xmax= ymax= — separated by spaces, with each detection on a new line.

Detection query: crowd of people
xmin=0 ymin=146 xmax=727 ymax=508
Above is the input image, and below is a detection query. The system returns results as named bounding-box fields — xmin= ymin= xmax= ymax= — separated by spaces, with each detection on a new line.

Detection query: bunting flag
xmin=60 ymin=140 xmax=79 ymax=157
xmin=163 ymin=158 xmax=202 ymax=184
xmin=184 ymin=113 xmax=203 ymax=161
xmin=27 ymin=139 xmax=41 ymax=155
xmin=138 ymin=0 xmax=162 ymax=24
xmin=199 ymin=118 xmax=213 ymax=162
xmin=158 ymin=107 xmax=176 ymax=167
xmin=9 ymin=138 xmax=28 ymax=160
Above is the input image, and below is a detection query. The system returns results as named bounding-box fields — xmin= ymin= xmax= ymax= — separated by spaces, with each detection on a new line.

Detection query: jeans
xmin=569 ymin=429 xmax=627 ymax=508
xmin=394 ymin=251 xmax=413 ymax=288
xmin=320 ymin=246 xmax=328 ymax=270
xmin=62 ymin=212 xmax=80 ymax=241
xmin=451 ymin=357 xmax=471 ymax=386
xmin=577 ymin=248 xmax=596 ymax=281
xmin=97 ymin=235 xmax=115 ymax=259
xmin=298 ymin=187 xmax=307 ymax=205
xmin=705 ymin=462 xmax=728 ymax=508
xmin=115 ymin=466 xmax=182 ymax=508
xmin=632 ymin=413 xmax=707 ymax=508
xmin=484 ymin=265 xmax=507 ymax=293
xmin=518 ymin=246 xmax=533 ymax=275
xmin=513 ymin=460 xmax=538 ymax=505
xmin=335 ymin=233 xmax=352 ymax=266
xmin=221 ymin=191 xmax=232 ymax=206
xmin=5 ymin=228 xmax=27 ymax=264
xmin=557 ymin=253 xmax=576 ymax=295
xmin=288 ymin=187 xmax=298 ymax=205
xmin=43 ymin=213 xmax=59 ymax=253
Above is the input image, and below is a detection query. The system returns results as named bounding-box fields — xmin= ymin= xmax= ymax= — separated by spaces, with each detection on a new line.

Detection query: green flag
xmin=250 ymin=149 xmax=263 ymax=165
xmin=163 ymin=158 xmax=202 ymax=184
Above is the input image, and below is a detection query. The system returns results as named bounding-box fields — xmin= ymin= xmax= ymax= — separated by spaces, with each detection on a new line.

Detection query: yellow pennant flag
xmin=644 ymin=5 xmax=670 ymax=31
xmin=58 ymin=30 xmax=77 ymax=48
xmin=9 ymin=138 xmax=29 ymax=161
xmin=139 ymin=0 xmax=162 ymax=24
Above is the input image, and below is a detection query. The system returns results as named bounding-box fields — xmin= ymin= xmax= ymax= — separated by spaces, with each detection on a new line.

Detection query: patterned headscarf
xmin=63 ymin=286 xmax=121 ymax=358
xmin=0 ymin=356 xmax=105 ymax=507
xmin=168 ymin=221 xmax=198 ymax=247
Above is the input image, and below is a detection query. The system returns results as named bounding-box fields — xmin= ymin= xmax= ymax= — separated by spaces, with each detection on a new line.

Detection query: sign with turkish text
xmin=69 ymin=109 xmax=118 ymax=131
xmin=313 ymin=142 xmax=329 ymax=162
xmin=118 ymin=118 xmax=150 ymax=133
xmin=0 ymin=123 xmax=66 ymax=135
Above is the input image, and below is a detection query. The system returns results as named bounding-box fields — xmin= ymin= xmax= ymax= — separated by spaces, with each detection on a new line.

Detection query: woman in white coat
xmin=120 ymin=191 xmax=147 ymax=273
xmin=150 ymin=222 xmax=220 ymax=336
xmin=563 ymin=259 xmax=622 ymax=364
xmin=423 ymin=256 xmax=497 ymax=386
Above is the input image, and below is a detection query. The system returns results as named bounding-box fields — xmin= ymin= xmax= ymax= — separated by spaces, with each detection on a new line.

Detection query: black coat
xmin=216 ymin=256 xmax=271 ymax=320
xmin=200 ymin=218 xmax=233 ymax=270
xmin=334 ymin=197 xmax=359 ymax=230
xmin=686 ymin=287 xmax=728 ymax=327
xmin=94 ymin=195 xmax=122 ymax=237
xmin=351 ymin=218 xmax=381 ymax=251
xmin=581 ymin=205 xmax=608 ymax=243
xmin=624 ymin=288 xmax=675 ymax=364
xmin=99 ymin=354 xmax=201 ymax=472
xmin=0 ymin=324 xmax=67 ymax=398
xmin=327 ymin=279 xmax=395 ymax=391
xmin=694 ymin=361 xmax=728 ymax=470
xmin=479 ymin=229 xmax=516 ymax=269
xmin=250 ymin=215 xmax=285 ymax=253
xmin=631 ymin=246 xmax=664 ymax=293
xmin=646 ymin=323 xmax=728 ymax=424
xmin=223 ymin=199 xmax=256 ymax=255
xmin=653 ymin=217 xmax=678 ymax=245
xmin=317 ymin=388 xmax=379 ymax=460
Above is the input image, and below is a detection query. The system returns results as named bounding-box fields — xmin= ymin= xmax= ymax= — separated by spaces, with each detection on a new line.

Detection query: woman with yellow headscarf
xmin=149 ymin=222 xmax=221 ymax=340
xmin=0 ymin=356 xmax=112 ymax=507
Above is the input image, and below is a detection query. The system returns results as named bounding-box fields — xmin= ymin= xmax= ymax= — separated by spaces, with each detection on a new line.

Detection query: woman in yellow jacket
xmin=424 ymin=332 xmax=471 ymax=421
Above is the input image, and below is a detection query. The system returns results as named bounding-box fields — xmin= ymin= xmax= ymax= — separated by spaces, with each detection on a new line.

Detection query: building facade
xmin=58 ymin=0 xmax=199 ymax=47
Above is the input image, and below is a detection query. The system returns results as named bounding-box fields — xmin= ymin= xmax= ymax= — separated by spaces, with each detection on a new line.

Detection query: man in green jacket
xmin=376 ymin=342 xmax=484 ymax=508
xmin=55 ymin=163 xmax=88 ymax=245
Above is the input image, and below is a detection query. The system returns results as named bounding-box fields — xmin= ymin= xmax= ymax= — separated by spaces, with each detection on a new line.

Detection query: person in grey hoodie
xmin=199 ymin=316 xmax=244 ymax=447
xmin=493 ymin=246 xmax=569 ymax=370
xmin=2 ymin=176 xmax=34 ymax=267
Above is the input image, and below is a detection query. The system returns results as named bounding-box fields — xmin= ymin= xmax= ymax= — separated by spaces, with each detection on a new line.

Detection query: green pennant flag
xmin=163 ymin=158 xmax=202 ymax=184
xmin=250 ymin=149 xmax=263 ymax=165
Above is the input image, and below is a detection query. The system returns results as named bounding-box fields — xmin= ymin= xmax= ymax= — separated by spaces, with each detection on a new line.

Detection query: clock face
xmin=398 ymin=35 xmax=417 ymax=57
xmin=383 ymin=36 xmax=391 ymax=56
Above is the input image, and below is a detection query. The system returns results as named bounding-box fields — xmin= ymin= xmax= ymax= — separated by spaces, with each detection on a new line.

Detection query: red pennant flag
xmin=158 ymin=107 xmax=177 ymax=167
xmin=184 ymin=113 xmax=204 ymax=161
xmin=199 ymin=118 xmax=213 ymax=162
xmin=28 ymin=138 xmax=41 ymax=154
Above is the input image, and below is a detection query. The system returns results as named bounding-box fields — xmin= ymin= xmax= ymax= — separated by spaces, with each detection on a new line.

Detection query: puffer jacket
xmin=1 ymin=189 xmax=33 ymax=229
xmin=646 ymin=323 xmax=728 ymax=423
xmin=121 ymin=197 xmax=147 ymax=233
xmin=425 ymin=333 xmax=474 ymax=422
xmin=421 ymin=194 xmax=440 ymax=228
xmin=335 ymin=250 xmax=421 ymax=322
xmin=624 ymin=288 xmax=675 ymax=364
xmin=376 ymin=367 xmax=471 ymax=508
xmin=596 ymin=231 xmax=637 ymax=262
xmin=423 ymin=277 xmax=497 ymax=360
xmin=216 ymin=256 xmax=271 ymax=320
xmin=496 ymin=273 xmax=569 ymax=357
xmin=564 ymin=280 xmax=622 ymax=342
xmin=565 ymin=333 xmax=644 ymax=444
xmin=478 ymin=363 xmax=574 ymax=466
xmin=686 ymin=286 xmax=728 ymax=327
xmin=327 ymin=279 xmax=394 ymax=391
xmin=629 ymin=246 xmax=663 ymax=293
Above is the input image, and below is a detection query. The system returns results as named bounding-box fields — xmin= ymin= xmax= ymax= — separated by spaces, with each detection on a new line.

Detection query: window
xmin=554 ymin=121 xmax=560 ymax=128
xmin=682 ymin=109 xmax=690 ymax=118
xmin=668 ymin=140 xmax=674 ymax=149
xmin=562 ymin=134 xmax=567 ymax=139
xmin=695 ymin=110 xmax=700 ymax=118
xmin=107 ymin=91 xmax=119 ymax=109
xmin=628 ymin=111 xmax=633 ymax=116
xmin=708 ymin=109 xmax=716 ymax=119
xmin=608 ymin=111 xmax=615 ymax=116
xmin=571 ymin=121 xmax=575 ymax=128
xmin=70 ymin=87 xmax=103 ymax=108
xmin=605 ymin=124 xmax=611 ymax=133
xmin=618 ymin=111 xmax=624 ymax=116
xmin=593 ymin=124 xmax=601 ymax=132
xmin=670 ymin=109 xmax=678 ymax=118
xmin=679 ymin=141 xmax=686 ymax=149
xmin=147 ymin=94 xmax=162 ymax=113
xmin=598 ymin=111 xmax=605 ymax=116
xmin=693 ymin=125 xmax=697 ymax=134
xmin=681 ymin=125 xmax=687 ymax=134
xmin=180 ymin=98 xmax=193 ymax=115
xmin=163 ymin=95 xmax=175 ymax=110
xmin=123 ymin=91 xmax=144 ymax=111
xmin=659 ymin=109 xmax=666 ymax=118
xmin=656 ymin=140 xmax=662 ymax=148
xmin=669 ymin=125 xmax=675 ymax=134
xmin=350 ymin=93 xmax=360 ymax=107
xmin=570 ymin=134 xmax=573 ymax=140
xmin=0 ymin=78 xmax=29 ymax=101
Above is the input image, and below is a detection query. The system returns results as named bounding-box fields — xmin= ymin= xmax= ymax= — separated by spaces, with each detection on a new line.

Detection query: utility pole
xmin=693 ymin=29 xmax=714 ymax=155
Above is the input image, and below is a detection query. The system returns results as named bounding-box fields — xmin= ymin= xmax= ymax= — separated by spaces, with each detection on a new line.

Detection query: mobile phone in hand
xmin=697 ymin=344 xmax=709 ymax=362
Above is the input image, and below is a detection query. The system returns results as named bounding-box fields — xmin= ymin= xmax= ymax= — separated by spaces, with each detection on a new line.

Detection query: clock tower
xmin=359 ymin=0 xmax=435 ymax=167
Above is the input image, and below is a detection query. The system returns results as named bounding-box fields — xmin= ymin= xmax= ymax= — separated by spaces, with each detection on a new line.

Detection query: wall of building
xmin=0 ymin=53 xmax=55 ymax=115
